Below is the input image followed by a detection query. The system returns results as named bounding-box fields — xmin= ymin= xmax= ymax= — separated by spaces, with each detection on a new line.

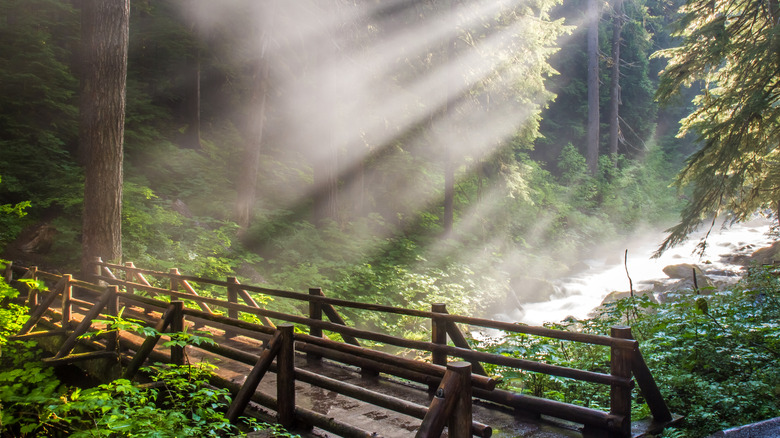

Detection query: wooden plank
xmin=445 ymin=320 xmax=488 ymax=376
xmin=632 ymin=340 xmax=673 ymax=423
xmin=43 ymin=350 xmax=119 ymax=366
xmin=416 ymin=364 xmax=463 ymax=438
xmin=54 ymin=286 xmax=115 ymax=359
xmin=17 ymin=276 xmax=68 ymax=335
xmin=276 ymin=324 xmax=295 ymax=428
xmin=472 ymin=386 xmax=623 ymax=433
xmin=295 ymin=334 xmax=497 ymax=391
xmin=122 ymin=303 xmax=178 ymax=380
xmin=210 ymin=373 xmax=379 ymax=438
xmin=9 ymin=328 xmax=68 ymax=340
xmin=170 ymin=301 xmax=184 ymax=365
xmin=226 ymin=330 xmax=283 ymax=422
xmin=609 ymin=326 xmax=633 ymax=438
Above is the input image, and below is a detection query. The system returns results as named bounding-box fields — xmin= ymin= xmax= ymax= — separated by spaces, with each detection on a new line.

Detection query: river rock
xmin=750 ymin=241 xmax=780 ymax=265
xmin=662 ymin=263 xmax=705 ymax=279
xmin=600 ymin=289 xmax=657 ymax=305
xmin=509 ymin=277 xmax=557 ymax=303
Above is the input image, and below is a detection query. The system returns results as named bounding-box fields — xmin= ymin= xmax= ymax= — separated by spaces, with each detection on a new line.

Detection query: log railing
xmin=4 ymin=260 xmax=677 ymax=438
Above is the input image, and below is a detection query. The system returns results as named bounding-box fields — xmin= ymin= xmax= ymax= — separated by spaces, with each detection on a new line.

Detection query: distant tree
xmin=79 ymin=0 xmax=130 ymax=277
xmin=235 ymin=60 xmax=270 ymax=234
xmin=0 ymin=0 xmax=79 ymax=207
xmin=655 ymin=0 xmax=780 ymax=254
xmin=607 ymin=0 xmax=624 ymax=163
xmin=180 ymin=0 xmax=202 ymax=151
xmin=586 ymin=0 xmax=602 ymax=175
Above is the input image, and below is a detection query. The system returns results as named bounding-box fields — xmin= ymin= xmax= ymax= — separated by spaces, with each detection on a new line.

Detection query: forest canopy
xmin=0 ymin=0 xmax=750 ymax=317
xmin=655 ymin=0 xmax=780 ymax=254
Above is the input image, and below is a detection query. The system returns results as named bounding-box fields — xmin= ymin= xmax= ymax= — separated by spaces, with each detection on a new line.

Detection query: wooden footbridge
xmin=5 ymin=258 xmax=678 ymax=437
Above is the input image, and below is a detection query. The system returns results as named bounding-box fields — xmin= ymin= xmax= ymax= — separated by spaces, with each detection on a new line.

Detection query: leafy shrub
xmin=476 ymin=266 xmax=780 ymax=437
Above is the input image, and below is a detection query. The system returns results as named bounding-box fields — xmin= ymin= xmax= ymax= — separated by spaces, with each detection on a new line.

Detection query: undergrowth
xmin=476 ymin=264 xmax=780 ymax=437
xmin=0 ymin=266 xmax=299 ymax=437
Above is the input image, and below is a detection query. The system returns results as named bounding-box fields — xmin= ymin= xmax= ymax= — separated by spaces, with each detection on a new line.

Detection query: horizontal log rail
xmin=5 ymin=261 xmax=676 ymax=437
xmin=96 ymin=261 xmax=636 ymax=349
xmin=95 ymin=274 xmax=629 ymax=388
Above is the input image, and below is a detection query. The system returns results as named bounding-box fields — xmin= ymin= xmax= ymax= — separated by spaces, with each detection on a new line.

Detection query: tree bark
xmin=181 ymin=0 xmax=202 ymax=150
xmin=79 ymin=0 xmax=130 ymax=278
xmin=235 ymin=61 xmax=270 ymax=235
xmin=443 ymin=151 xmax=454 ymax=235
xmin=311 ymin=140 xmax=339 ymax=227
xmin=586 ymin=0 xmax=601 ymax=176
xmin=608 ymin=0 xmax=624 ymax=164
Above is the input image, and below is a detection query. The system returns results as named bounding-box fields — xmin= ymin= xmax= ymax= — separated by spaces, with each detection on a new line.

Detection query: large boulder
xmin=750 ymin=241 xmax=780 ymax=265
xmin=600 ymin=289 xmax=657 ymax=306
xmin=662 ymin=263 xmax=705 ymax=279
xmin=509 ymin=277 xmax=558 ymax=303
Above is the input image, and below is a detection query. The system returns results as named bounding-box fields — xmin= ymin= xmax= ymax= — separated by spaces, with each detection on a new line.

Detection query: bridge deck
xmin=192 ymin=330 xmax=584 ymax=438
xmin=9 ymin=261 xmax=675 ymax=438
xmin=42 ymin=303 xmax=585 ymax=437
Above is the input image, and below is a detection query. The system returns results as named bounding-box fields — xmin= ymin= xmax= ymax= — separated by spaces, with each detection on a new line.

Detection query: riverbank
xmin=511 ymin=218 xmax=777 ymax=326
xmin=477 ymin=261 xmax=780 ymax=438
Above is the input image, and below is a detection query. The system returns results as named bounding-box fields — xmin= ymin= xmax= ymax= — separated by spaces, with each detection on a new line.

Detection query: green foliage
xmin=0 ymin=301 xmax=296 ymax=437
xmin=0 ymin=264 xmax=29 ymax=348
xmin=0 ymin=175 xmax=31 ymax=247
xmin=56 ymin=363 xmax=237 ymax=438
xmin=476 ymin=266 xmax=780 ymax=437
xmin=654 ymin=0 xmax=780 ymax=254
xmin=0 ymin=0 xmax=80 ymax=209
xmin=122 ymin=181 xmax=260 ymax=281
xmin=0 ymin=340 xmax=65 ymax=437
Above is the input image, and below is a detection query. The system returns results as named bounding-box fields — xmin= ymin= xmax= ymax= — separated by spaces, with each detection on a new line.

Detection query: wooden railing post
xmin=277 ymin=323 xmax=295 ymax=428
xmin=430 ymin=303 xmax=448 ymax=392
xmin=3 ymin=260 xmax=12 ymax=283
xmin=431 ymin=303 xmax=448 ymax=366
xmin=124 ymin=262 xmax=136 ymax=295
xmin=106 ymin=285 xmax=120 ymax=352
xmin=92 ymin=257 xmax=103 ymax=283
xmin=27 ymin=266 xmax=39 ymax=307
xmin=225 ymin=277 xmax=241 ymax=338
xmin=61 ymin=274 xmax=72 ymax=327
xmin=227 ymin=277 xmax=239 ymax=320
xmin=609 ymin=326 xmax=633 ymax=438
xmin=170 ymin=300 xmax=185 ymax=365
xmin=449 ymin=361 xmax=473 ymax=438
xmin=169 ymin=268 xmax=180 ymax=293
xmin=417 ymin=361 xmax=471 ymax=438
xmin=308 ymin=288 xmax=323 ymax=363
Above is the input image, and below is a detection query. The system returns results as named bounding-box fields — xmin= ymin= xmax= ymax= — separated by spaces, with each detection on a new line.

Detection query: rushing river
xmin=507 ymin=217 xmax=776 ymax=326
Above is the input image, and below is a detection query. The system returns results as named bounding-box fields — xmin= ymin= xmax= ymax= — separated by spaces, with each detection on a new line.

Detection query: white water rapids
xmin=506 ymin=218 xmax=776 ymax=326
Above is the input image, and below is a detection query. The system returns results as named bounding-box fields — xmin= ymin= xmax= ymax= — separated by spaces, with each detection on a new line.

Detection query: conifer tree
xmin=655 ymin=0 xmax=780 ymax=254
xmin=80 ymin=0 xmax=130 ymax=276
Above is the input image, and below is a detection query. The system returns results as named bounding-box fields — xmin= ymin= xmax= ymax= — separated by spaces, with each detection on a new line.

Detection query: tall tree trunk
xmin=608 ymin=0 xmax=624 ymax=165
xmin=234 ymin=62 xmax=270 ymax=236
xmin=443 ymin=150 xmax=454 ymax=235
xmin=441 ymin=0 xmax=455 ymax=235
xmin=586 ymin=0 xmax=601 ymax=176
xmin=79 ymin=0 xmax=130 ymax=279
xmin=311 ymin=138 xmax=339 ymax=227
xmin=182 ymin=0 xmax=201 ymax=150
